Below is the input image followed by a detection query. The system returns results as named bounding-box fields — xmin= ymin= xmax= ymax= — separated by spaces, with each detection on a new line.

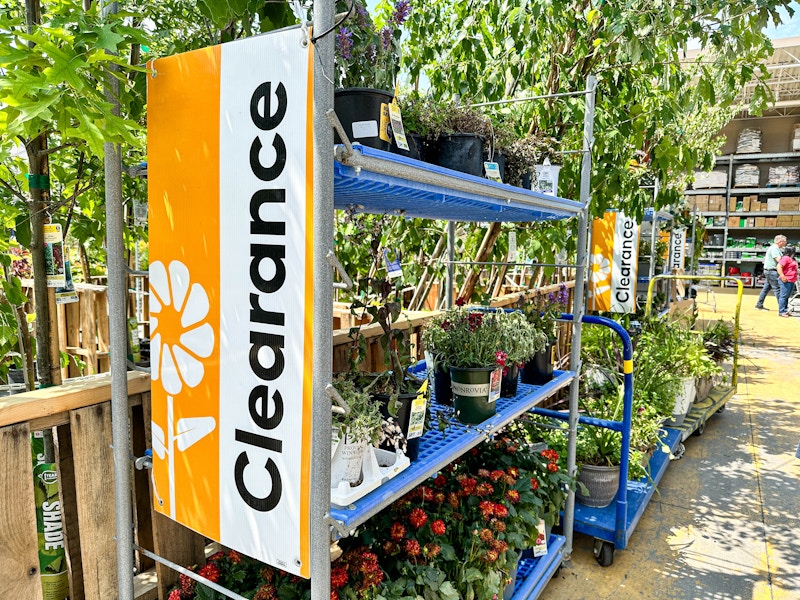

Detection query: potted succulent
xmin=516 ymin=284 xmax=570 ymax=385
xmin=333 ymin=0 xmax=410 ymax=150
xmin=495 ymin=310 xmax=548 ymax=397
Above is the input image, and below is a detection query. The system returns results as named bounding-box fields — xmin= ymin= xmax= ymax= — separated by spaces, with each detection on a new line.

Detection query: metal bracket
xmin=326 ymin=250 xmax=354 ymax=290
xmin=325 ymin=383 xmax=351 ymax=415
xmin=133 ymin=450 xmax=152 ymax=471
xmin=127 ymin=359 xmax=151 ymax=374
xmin=326 ymin=514 xmax=352 ymax=538
xmin=326 ymin=108 xmax=354 ymax=160
xmin=124 ymin=265 xmax=149 ymax=277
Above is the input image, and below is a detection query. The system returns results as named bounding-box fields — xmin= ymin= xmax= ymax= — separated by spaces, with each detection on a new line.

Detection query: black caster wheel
xmin=593 ymin=539 xmax=614 ymax=567
xmin=695 ymin=421 xmax=706 ymax=436
xmin=717 ymin=404 xmax=726 ymax=414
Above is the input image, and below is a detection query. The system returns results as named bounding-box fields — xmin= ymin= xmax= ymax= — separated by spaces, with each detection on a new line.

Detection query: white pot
xmin=666 ymin=377 xmax=696 ymax=427
xmin=332 ymin=436 xmax=368 ymax=484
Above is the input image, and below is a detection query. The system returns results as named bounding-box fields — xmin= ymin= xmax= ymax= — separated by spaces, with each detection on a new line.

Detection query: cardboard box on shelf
xmin=765 ymin=217 xmax=778 ymax=227
xmin=779 ymin=197 xmax=800 ymax=211
xmin=767 ymin=197 xmax=781 ymax=211
xmin=728 ymin=216 xmax=740 ymax=227
xmin=746 ymin=217 xmax=756 ymax=227
xmin=742 ymin=197 xmax=752 ymax=211
xmin=776 ymin=215 xmax=793 ymax=227
xmin=729 ymin=197 xmax=738 ymax=211
xmin=709 ymin=199 xmax=725 ymax=211
xmin=756 ymin=216 xmax=767 ymax=227
xmin=750 ymin=200 xmax=763 ymax=212
xmin=694 ymin=198 xmax=709 ymax=211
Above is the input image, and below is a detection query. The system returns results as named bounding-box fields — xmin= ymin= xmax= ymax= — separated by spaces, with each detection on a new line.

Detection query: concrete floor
xmin=540 ymin=287 xmax=800 ymax=600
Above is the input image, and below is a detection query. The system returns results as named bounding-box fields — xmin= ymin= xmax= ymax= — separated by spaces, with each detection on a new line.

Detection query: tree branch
xmin=0 ymin=176 xmax=28 ymax=203
xmin=34 ymin=141 xmax=77 ymax=158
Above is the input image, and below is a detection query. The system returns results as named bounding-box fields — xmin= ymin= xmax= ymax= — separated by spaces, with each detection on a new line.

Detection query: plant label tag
xmin=384 ymin=249 xmax=403 ymax=279
xmin=508 ymin=231 xmax=517 ymax=261
xmin=488 ymin=368 xmax=502 ymax=404
xmin=484 ymin=161 xmax=502 ymax=183
xmin=389 ymin=103 xmax=409 ymax=151
xmin=380 ymin=103 xmax=393 ymax=143
xmin=407 ymin=380 xmax=428 ymax=440
xmin=533 ymin=518 xmax=548 ymax=557
xmin=352 ymin=120 xmax=379 ymax=139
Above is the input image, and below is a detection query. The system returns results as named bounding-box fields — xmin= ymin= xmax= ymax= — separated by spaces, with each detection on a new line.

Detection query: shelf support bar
xmin=563 ymin=74 xmax=597 ymax=560
xmin=312 ymin=0 xmax=336 ymax=598
xmin=446 ymin=221 xmax=455 ymax=308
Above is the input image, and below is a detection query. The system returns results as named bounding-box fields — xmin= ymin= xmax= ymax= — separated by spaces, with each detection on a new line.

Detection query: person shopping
xmin=755 ymin=234 xmax=787 ymax=310
xmin=777 ymin=246 xmax=798 ymax=318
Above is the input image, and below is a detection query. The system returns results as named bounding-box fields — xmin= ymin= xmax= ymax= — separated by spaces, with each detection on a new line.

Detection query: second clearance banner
xmin=147 ymin=29 xmax=314 ymax=577
xmin=589 ymin=211 xmax=640 ymax=313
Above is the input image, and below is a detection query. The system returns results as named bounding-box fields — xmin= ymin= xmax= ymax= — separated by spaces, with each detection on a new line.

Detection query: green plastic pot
xmin=449 ymin=366 xmax=501 ymax=424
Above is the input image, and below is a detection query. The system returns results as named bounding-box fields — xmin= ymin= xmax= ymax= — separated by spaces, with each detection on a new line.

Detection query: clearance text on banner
xmin=147 ymin=28 xmax=314 ymax=578
xmin=589 ymin=212 xmax=640 ymax=313
xmin=669 ymin=228 xmax=686 ymax=272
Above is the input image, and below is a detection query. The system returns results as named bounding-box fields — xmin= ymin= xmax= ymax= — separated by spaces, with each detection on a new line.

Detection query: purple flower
xmin=380 ymin=26 xmax=393 ymax=50
xmin=547 ymin=292 xmax=555 ymax=303
xmin=355 ymin=2 xmax=370 ymax=28
xmin=336 ymin=27 xmax=353 ymax=60
xmin=366 ymin=43 xmax=378 ymax=64
xmin=392 ymin=0 xmax=411 ymax=25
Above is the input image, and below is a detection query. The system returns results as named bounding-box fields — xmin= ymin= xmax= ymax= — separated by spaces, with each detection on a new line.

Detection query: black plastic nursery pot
xmin=432 ymin=133 xmax=485 ymax=176
xmin=391 ymin=132 xmax=433 ymax=162
xmin=334 ymin=88 xmax=394 ymax=151
xmin=373 ymin=391 xmax=425 ymax=461
xmin=432 ymin=361 xmax=453 ymax=406
xmin=449 ymin=366 xmax=501 ymax=424
xmin=500 ymin=364 xmax=519 ymax=398
xmin=520 ymin=340 xmax=555 ymax=385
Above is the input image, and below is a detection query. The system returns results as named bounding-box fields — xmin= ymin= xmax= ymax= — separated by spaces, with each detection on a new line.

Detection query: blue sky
xmin=766 ymin=2 xmax=800 ymax=39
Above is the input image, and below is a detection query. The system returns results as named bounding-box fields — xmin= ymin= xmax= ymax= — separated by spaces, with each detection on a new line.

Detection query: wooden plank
xmin=80 ymin=290 xmax=98 ymax=375
xmin=0 ymin=423 xmax=44 ymax=600
xmin=0 ymin=371 xmax=150 ymax=428
xmin=28 ymin=393 xmax=146 ymax=433
xmin=131 ymin=399 xmax=154 ymax=573
xmin=66 ymin=300 xmax=82 ymax=379
xmin=152 ymin=512 xmax=205 ymax=599
xmin=70 ymin=403 xmax=117 ymax=599
xmin=96 ymin=289 xmax=110 ymax=356
xmin=55 ymin=423 xmax=84 ymax=600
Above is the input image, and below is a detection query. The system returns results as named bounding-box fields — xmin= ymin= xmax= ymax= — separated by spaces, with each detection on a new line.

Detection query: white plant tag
xmin=352 ymin=120 xmax=378 ymax=139
xmin=488 ymin=368 xmax=502 ymax=404
xmin=389 ymin=103 xmax=409 ymax=151
xmin=484 ymin=161 xmax=502 ymax=183
xmin=508 ymin=231 xmax=517 ymax=261
xmin=533 ymin=518 xmax=549 ymax=557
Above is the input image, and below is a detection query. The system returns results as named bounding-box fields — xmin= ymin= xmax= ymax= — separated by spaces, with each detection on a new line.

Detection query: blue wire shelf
xmin=329 ymin=368 xmax=576 ymax=530
xmin=511 ymin=535 xmax=567 ymax=600
xmin=571 ymin=427 xmax=682 ymax=549
xmin=334 ymin=144 xmax=584 ymax=223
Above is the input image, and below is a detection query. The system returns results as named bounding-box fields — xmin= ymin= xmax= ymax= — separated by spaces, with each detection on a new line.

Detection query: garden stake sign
xmin=147 ymin=28 xmax=314 ymax=577
xmin=589 ymin=211 xmax=640 ymax=313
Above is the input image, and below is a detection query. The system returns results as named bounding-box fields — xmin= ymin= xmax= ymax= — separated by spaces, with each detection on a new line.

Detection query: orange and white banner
xmin=589 ymin=212 xmax=639 ymax=313
xmin=667 ymin=229 xmax=686 ymax=273
xmin=147 ymin=29 xmax=313 ymax=577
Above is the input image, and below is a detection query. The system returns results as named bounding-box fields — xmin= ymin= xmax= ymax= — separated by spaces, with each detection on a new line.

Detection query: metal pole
xmin=100 ymin=1 xmax=134 ymax=599
xmin=563 ymin=74 xmax=596 ymax=559
xmin=311 ymin=0 xmax=335 ymax=598
xmin=446 ymin=221 xmax=455 ymax=308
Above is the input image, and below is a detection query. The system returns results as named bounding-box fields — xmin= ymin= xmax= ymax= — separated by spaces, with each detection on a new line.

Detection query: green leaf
xmin=14 ymin=215 xmax=31 ymax=248
xmin=93 ymin=24 xmax=125 ymax=52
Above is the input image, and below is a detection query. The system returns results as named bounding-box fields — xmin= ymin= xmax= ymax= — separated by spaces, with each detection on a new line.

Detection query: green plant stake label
xmin=34 ymin=462 xmax=70 ymax=600
xmin=407 ymin=380 xmax=428 ymax=440
xmin=127 ymin=317 xmax=141 ymax=363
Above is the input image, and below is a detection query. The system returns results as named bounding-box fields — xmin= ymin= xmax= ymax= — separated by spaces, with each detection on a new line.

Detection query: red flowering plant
xmin=420 ymin=302 xmax=505 ymax=370
xmin=167 ymin=546 xmax=383 ymax=600
xmin=359 ymin=456 xmax=528 ymax=600
xmin=464 ymin=424 xmax=576 ymax=529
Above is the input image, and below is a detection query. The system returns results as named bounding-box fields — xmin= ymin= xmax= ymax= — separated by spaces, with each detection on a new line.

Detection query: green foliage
xmin=495 ymin=309 xmax=547 ymax=366
xmin=404 ymin=0 xmax=792 ymax=218
xmin=421 ymin=306 xmax=504 ymax=369
xmin=332 ymin=375 xmax=383 ymax=445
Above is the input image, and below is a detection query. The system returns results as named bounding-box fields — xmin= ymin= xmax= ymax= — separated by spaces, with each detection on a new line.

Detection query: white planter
xmin=665 ymin=377 xmax=696 ymax=427
xmin=534 ymin=163 xmax=561 ymax=196
xmin=330 ymin=436 xmax=410 ymax=507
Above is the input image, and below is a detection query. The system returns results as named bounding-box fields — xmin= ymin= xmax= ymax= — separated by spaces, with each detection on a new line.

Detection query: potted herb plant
xmin=516 ymin=284 xmax=570 ymax=385
xmin=496 ymin=310 xmax=548 ymax=397
xmin=333 ymin=0 xmax=410 ymax=150
xmin=421 ymin=302 xmax=505 ymax=424
xmin=330 ymin=376 xmax=383 ymax=486
xmin=423 ymin=99 xmax=494 ymax=176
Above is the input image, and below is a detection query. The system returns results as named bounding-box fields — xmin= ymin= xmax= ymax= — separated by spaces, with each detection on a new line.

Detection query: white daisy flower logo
xmin=149 ymin=260 xmax=215 ymax=394
xmin=149 ymin=260 xmax=216 ymax=518
xmin=590 ymin=253 xmax=611 ymax=285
